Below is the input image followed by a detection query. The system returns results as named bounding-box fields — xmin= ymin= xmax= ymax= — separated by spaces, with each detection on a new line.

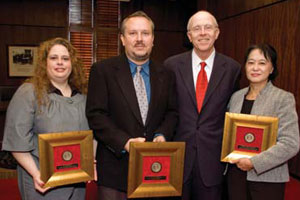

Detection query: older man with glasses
xmin=164 ymin=10 xmax=241 ymax=200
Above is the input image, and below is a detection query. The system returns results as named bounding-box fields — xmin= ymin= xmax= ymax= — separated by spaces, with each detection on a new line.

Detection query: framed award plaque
xmin=127 ymin=142 xmax=185 ymax=198
xmin=38 ymin=130 xmax=94 ymax=188
xmin=221 ymin=112 xmax=278 ymax=162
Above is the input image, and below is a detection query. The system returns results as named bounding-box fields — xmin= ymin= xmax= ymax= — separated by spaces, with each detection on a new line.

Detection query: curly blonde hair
xmin=26 ymin=37 xmax=88 ymax=108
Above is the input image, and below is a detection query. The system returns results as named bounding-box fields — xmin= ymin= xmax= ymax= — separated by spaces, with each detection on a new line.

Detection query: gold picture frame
xmin=38 ymin=130 xmax=94 ymax=188
xmin=127 ymin=142 xmax=185 ymax=198
xmin=221 ymin=112 xmax=278 ymax=162
xmin=8 ymin=45 xmax=38 ymax=77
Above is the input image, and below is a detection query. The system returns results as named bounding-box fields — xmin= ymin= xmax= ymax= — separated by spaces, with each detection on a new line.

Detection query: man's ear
xmin=120 ymin=34 xmax=125 ymax=46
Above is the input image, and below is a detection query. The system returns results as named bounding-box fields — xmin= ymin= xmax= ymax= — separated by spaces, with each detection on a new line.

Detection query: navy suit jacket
xmin=164 ymin=51 xmax=240 ymax=186
xmin=86 ymin=54 xmax=178 ymax=191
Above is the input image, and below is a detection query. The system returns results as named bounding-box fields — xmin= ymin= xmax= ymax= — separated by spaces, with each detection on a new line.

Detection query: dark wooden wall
xmin=0 ymin=0 xmax=68 ymax=147
xmin=0 ymin=0 xmax=68 ymax=86
xmin=207 ymin=0 xmax=285 ymax=20
xmin=209 ymin=0 xmax=300 ymax=178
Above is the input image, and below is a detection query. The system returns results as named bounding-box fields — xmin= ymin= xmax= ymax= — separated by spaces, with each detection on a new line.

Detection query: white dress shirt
xmin=192 ymin=49 xmax=216 ymax=89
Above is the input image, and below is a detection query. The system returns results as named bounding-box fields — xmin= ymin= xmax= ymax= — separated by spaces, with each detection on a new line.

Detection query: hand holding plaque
xmin=221 ymin=112 xmax=278 ymax=162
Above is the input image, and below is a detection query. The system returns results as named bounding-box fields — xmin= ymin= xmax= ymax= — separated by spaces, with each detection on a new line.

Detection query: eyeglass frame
xmin=188 ymin=24 xmax=218 ymax=33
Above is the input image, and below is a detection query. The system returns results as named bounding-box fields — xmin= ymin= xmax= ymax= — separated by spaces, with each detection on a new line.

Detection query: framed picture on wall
xmin=8 ymin=45 xmax=38 ymax=77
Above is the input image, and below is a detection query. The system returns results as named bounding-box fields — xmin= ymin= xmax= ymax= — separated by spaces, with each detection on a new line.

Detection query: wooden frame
xmin=8 ymin=45 xmax=38 ymax=77
xmin=128 ymin=142 xmax=185 ymax=198
xmin=221 ymin=112 xmax=278 ymax=162
xmin=38 ymin=130 xmax=94 ymax=188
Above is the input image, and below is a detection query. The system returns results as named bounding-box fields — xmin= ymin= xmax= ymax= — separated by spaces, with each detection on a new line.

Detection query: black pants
xmin=97 ymin=185 xmax=127 ymax=200
xmin=181 ymin=157 xmax=222 ymax=200
xmin=227 ymin=165 xmax=285 ymax=200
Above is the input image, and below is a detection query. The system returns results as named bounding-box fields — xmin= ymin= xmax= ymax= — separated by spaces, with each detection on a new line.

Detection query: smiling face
xmin=120 ymin=16 xmax=154 ymax=65
xmin=187 ymin=11 xmax=219 ymax=60
xmin=46 ymin=44 xmax=72 ymax=84
xmin=245 ymin=49 xmax=274 ymax=86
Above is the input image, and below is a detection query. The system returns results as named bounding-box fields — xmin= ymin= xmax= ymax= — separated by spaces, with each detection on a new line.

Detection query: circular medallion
xmin=244 ymin=133 xmax=255 ymax=143
xmin=151 ymin=162 xmax=162 ymax=173
xmin=62 ymin=150 xmax=73 ymax=161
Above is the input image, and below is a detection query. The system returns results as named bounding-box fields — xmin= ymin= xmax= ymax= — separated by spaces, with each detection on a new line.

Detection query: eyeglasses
xmin=190 ymin=24 xmax=217 ymax=33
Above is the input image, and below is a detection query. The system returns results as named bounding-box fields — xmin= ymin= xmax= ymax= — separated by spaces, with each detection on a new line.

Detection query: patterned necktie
xmin=133 ymin=66 xmax=148 ymax=124
xmin=196 ymin=62 xmax=208 ymax=113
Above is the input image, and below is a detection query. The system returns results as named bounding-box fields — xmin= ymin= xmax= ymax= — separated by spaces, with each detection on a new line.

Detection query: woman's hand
xmin=230 ymin=158 xmax=254 ymax=171
xmin=32 ymin=171 xmax=51 ymax=193
xmin=94 ymin=161 xmax=98 ymax=181
xmin=88 ymin=160 xmax=98 ymax=183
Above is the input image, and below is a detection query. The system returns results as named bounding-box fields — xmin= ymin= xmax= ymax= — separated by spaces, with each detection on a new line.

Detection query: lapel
xmin=201 ymin=53 xmax=226 ymax=110
xmin=178 ymin=51 xmax=198 ymax=109
xmin=230 ymin=88 xmax=247 ymax=113
xmin=250 ymin=82 xmax=273 ymax=115
xmin=230 ymin=82 xmax=274 ymax=116
xmin=145 ymin=61 xmax=164 ymax=126
xmin=114 ymin=54 xmax=143 ymax=125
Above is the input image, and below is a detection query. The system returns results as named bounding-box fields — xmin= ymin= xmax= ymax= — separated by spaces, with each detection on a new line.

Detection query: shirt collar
xmin=48 ymin=83 xmax=79 ymax=96
xmin=192 ymin=48 xmax=216 ymax=70
xmin=128 ymin=59 xmax=150 ymax=76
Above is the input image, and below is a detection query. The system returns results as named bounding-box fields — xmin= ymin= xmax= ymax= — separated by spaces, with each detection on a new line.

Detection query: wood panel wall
xmin=207 ymin=0 xmax=285 ymax=20
xmin=211 ymin=0 xmax=300 ymax=177
xmin=0 ymin=0 xmax=68 ymax=86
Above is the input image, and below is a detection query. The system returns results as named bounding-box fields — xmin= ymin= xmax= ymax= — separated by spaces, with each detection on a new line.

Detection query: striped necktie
xmin=133 ymin=66 xmax=148 ymax=124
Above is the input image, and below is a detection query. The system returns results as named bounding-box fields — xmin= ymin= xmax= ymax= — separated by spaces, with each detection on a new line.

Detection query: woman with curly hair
xmin=2 ymin=37 xmax=89 ymax=199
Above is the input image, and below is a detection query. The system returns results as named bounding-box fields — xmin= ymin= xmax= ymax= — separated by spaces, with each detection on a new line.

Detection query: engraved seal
xmin=244 ymin=133 xmax=255 ymax=143
xmin=62 ymin=150 xmax=73 ymax=161
xmin=151 ymin=162 xmax=162 ymax=173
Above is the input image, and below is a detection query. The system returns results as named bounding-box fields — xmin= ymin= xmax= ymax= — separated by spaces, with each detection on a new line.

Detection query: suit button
xmin=67 ymin=99 xmax=73 ymax=104
xmin=196 ymin=127 xmax=200 ymax=130
xmin=143 ymin=133 xmax=146 ymax=136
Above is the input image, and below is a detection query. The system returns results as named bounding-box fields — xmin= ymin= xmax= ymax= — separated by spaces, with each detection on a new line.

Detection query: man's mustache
xmin=134 ymin=42 xmax=145 ymax=47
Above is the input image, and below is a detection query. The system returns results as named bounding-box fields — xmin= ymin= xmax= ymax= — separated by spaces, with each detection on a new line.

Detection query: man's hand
xmin=153 ymin=135 xmax=166 ymax=142
xmin=230 ymin=158 xmax=254 ymax=171
xmin=124 ymin=137 xmax=146 ymax=152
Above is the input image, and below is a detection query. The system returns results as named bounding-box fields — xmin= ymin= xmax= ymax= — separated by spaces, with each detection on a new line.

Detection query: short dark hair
xmin=244 ymin=43 xmax=278 ymax=80
xmin=120 ymin=11 xmax=154 ymax=35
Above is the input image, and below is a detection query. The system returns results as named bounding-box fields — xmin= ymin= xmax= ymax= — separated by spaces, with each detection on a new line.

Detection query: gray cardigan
xmin=228 ymin=81 xmax=299 ymax=182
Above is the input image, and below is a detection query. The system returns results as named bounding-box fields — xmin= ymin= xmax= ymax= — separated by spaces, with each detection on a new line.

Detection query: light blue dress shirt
xmin=128 ymin=59 xmax=151 ymax=103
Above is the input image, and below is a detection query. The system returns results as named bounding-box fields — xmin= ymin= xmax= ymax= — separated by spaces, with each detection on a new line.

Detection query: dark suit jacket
xmin=86 ymin=54 xmax=177 ymax=191
xmin=164 ymin=51 xmax=240 ymax=187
